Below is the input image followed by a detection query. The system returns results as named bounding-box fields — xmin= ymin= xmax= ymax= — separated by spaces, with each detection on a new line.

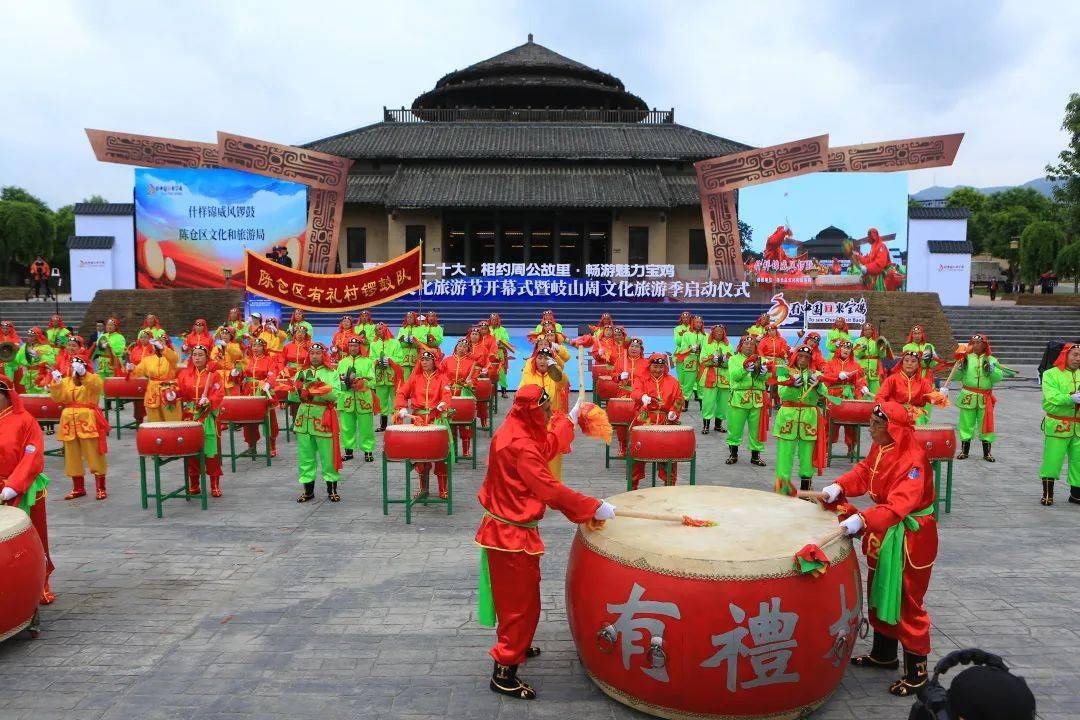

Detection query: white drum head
xmin=0 ymin=505 xmax=32 ymax=542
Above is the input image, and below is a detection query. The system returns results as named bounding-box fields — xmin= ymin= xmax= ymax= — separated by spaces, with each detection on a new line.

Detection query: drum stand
xmin=221 ymin=411 xmax=274 ymax=472
xmin=381 ymin=451 xmax=453 ymax=524
xmin=826 ymin=421 xmax=866 ymax=465
xmin=624 ymin=454 xmax=697 ymax=491
xmin=450 ymin=416 xmax=478 ymax=470
xmin=31 ymin=419 xmax=65 ymax=457
xmin=931 ymin=459 xmax=954 ymax=516
xmin=138 ymin=452 xmax=207 ymax=519
xmin=103 ymin=397 xmax=141 ymax=439
xmin=604 ymin=421 xmax=632 ymax=470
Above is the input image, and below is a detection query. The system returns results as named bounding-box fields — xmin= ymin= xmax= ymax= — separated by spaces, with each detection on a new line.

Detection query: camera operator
xmin=27 ymin=256 xmax=53 ymax=301
xmin=907 ymin=648 xmax=1035 ymax=720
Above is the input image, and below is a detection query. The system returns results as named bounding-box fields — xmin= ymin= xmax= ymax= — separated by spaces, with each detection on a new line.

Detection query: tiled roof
xmin=74 ymin=202 xmax=134 ymax=216
xmin=304 ymin=122 xmax=750 ymax=162
xmin=67 ymin=235 xmax=115 ymax=249
xmin=346 ymin=174 xmax=394 ymax=204
xmin=908 ymin=206 xmax=971 ymax=220
xmin=927 ymin=240 xmax=973 ymax=254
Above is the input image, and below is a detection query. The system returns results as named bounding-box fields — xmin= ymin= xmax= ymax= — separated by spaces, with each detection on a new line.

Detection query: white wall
xmin=907 ymin=218 xmax=970 ymax=306
xmin=69 ymin=249 xmax=115 ymax=301
xmin=74 ymin=214 xmax=136 ymax=290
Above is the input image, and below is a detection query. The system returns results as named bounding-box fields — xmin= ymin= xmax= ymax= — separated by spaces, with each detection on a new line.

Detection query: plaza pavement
xmin=0 ymin=369 xmax=1076 ymax=720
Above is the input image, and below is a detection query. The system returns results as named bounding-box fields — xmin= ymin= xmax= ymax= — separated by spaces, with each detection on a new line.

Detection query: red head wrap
xmin=1054 ymin=342 xmax=1077 ymax=371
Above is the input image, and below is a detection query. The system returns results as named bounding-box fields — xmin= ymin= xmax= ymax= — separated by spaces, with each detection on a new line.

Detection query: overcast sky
xmin=2 ymin=0 xmax=1077 ymax=209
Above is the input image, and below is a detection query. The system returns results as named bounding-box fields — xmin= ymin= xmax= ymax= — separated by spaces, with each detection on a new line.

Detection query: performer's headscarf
xmin=1053 ymin=342 xmax=1077 ymax=371
xmin=906 ymin=324 xmax=927 ymax=344
xmin=48 ymin=314 xmax=65 ymax=329
xmin=867 ymin=227 xmax=882 ymax=245
xmin=489 ymin=313 xmax=502 ymax=328
xmin=0 ymin=373 xmax=26 ymax=414
xmin=873 ymin=400 xmax=918 ymax=457
xmin=28 ymin=326 xmax=48 ymax=346
xmin=709 ymin=324 xmax=728 ymax=343
xmin=964 ymin=333 xmax=994 ymax=357
xmin=890 ymin=349 xmax=924 ymax=377
xmin=493 ymin=383 xmax=550 ymax=450
xmin=337 ymin=316 xmax=354 ymax=332
xmin=832 ymin=317 xmax=849 ymax=332
xmin=375 ymin=323 xmax=394 ymax=341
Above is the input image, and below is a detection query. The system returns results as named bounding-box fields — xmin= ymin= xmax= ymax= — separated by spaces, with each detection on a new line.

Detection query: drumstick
xmin=616 ymin=509 xmax=717 ymax=527
xmin=815 ymin=526 xmax=846 ymax=547
xmin=796 ymin=490 xmax=827 ymax=502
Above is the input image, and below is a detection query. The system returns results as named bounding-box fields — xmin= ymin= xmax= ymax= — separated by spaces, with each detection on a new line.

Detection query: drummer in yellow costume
xmin=49 ymin=357 xmax=110 ymax=501
xmin=519 ymin=346 xmax=569 ymax=480
xmin=211 ymin=326 xmax=246 ymax=394
xmin=129 ymin=337 xmax=181 ymax=422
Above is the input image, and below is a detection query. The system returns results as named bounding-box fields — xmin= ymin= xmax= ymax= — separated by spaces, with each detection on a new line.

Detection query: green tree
xmin=1 ymin=186 xmax=50 ymax=212
xmin=1019 ymin=220 xmax=1064 ymax=285
xmin=0 ymin=200 xmax=56 ymax=266
xmin=82 ymin=194 xmax=109 ymax=204
xmin=946 ymin=187 xmax=989 ymax=253
xmin=987 ymin=206 xmax=1032 ymax=267
xmin=53 ymin=204 xmax=74 ymax=273
xmin=1056 ymin=240 xmax=1080 ymax=292
xmin=1047 ymin=93 xmax=1080 ymax=241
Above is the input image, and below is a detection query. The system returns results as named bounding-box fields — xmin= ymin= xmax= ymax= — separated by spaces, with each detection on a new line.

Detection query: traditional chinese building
xmin=303 ymin=36 xmax=750 ymax=276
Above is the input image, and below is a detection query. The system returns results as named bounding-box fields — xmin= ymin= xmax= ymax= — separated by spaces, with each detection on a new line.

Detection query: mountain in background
xmin=911 ymin=177 xmax=1062 ymax=202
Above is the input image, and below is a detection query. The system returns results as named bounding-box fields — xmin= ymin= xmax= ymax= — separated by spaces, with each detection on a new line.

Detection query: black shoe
xmin=725 ymin=446 xmax=738 ymax=465
xmin=296 ymin=482 xmax=316 ymax=503
xmin=376 ymin=416 xmax=387 ymax=433
xmin=717 ymin=422 xmax=726 ymax=433
xmin=750 ymin=451 xmax=766 ymax=467
xmin=525 ymin=646 xmax=541 ymax=658
xmin=889 ymin=651 xmax=928 ymax=697
xmin=799 ymin=477 xmax=812 ymax=492
xmin=364 ymin=452 xmax=374 ymax=462
xmin=327 ymin=481 xmax=341 ymax=502
xmin=489 ymin=662 xmax=536 ymax=700
xmin=957 ymin=440 xmax=970 ymax=460
xmin=1041 ymin=479 xmax=1055 ymax=506
xmin=342 ymin=450 xmax=354 ymax=462
xmin=701 ymin=419 xmax=711 ymax=435
xmin=981 ymin=441 xmax=995 ymax=462
xmin=1070 ymin=486 xmax=1080 ymax=505
xmin=850 ymin=632 xmax=899 ymax=670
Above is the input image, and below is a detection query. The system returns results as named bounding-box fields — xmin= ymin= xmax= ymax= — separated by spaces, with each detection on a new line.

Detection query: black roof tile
xmin=67 ymin=235 xmax=115 ymax=250
xmin=927 ymin=240 xmax=973 ymax=254
xmin=908 ymin=206 xmax=971 ymax=220
xmin=74 ymin=202 xmax=133 ymax=216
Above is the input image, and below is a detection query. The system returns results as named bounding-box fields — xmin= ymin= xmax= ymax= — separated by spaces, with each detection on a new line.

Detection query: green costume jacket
xmin=16 ymin=344 xmax=58 ymax=391
xmin=294 ymin=365 xmax=339 ymax=437
xmin=355 ymin=323 xmax=377 ymax=342
xmin=745 ymin=324 xmax=768 ymax=338
xmin=336 ymin=356 xmax=377 ymax=415
xmin=1040 ymin=367 xmax=1080 ymax=438
xmin=675 ymin=331 xmax=707 ymax=374
xmin=853 ymin=336 xmax=888 ymax=384
xmin=371 ymin=338 xmax=403 ymax=387
xmin=773 ymin=367 xmax=826 ymax=440
xmin=728 ymin=352 xmax=769 ymax=409
xmin=416 ymin=324 xmax=444 ymax=347
xmin=46 ymin=327 xmax=70 ymax=347
xmin=92 ymin=332 xmax=127 ymax=376
xmin=826 ymin=329 xmax=852 ymax=353
xmin=902 ymin=341 xmax=937 ymax=372
xmin=698 ymin=340 xmax=734 ymax=389
xmin=396 ymin=328 xmax=422 ymax=369
xmin=955 ymin=353 xmax=1003 ymax=410
xmin=286 ymin=320 xmax=314 ymax=339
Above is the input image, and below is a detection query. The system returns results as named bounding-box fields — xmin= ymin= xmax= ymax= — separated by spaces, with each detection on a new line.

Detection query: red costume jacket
xmin=858 ymin=232 xmax=891 ymax=277
xmin=441 ymin=355 xmax=478 ymax=394
xmin=468 ymin=338 xmax=499 ymax=376
xmin=758 ymin=333 xmax=790 ymax=362
xmin=0 ymin=404 xmax=46 ymax=500
xmin=182 ymin=331 xmax=214 ymax=354
xmin=631 ymin=373 xmax=685 ymax=425
xmin=613 ymin=354 xmax=649 ymax=396
xmin=822 ymin=355 xmax=865 ymax=398
xmin=394 ymin=370 xmax=451 ymax=424
xmin=243 ymin=353 xmax=282 ymax=394
xmin=176 ymin=366 xmax=225 ymax=418
xmin=875 ymin=371 xmax=935 ymax=412
xmin=281 ymin=341 xmax=311 ymax=374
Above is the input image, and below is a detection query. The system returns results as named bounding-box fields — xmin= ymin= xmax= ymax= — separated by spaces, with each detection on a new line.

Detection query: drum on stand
xmin=596 ymin=376 xmax=620 ymax=402
xmin=0 ymin=506 xmax=46 ymax=643
xmin=20 ymin=394 xmax=62 ymax=422
xmin=219 ymin=396 xmax=269 ymax=424
xmin=449 ymin=396 xmax=476 ymax=425
xmin=136 ymin=421 xmax=205 ymax=457
xmin=606 ymin=397 xmax=637 ymax=426
xmin=384 ymin=425 xmax=449 ymax=462
xmin=630 ymin=425 xmax=695 ymax=462
xmin=472 ymin=377 xmax=494 ymax=402
xmin=828 ymin=399 xmax=874 ymax=425
xmin=913 ymin=424 xmax=957 ymax=461
xmin=103 ymin=376 xmax=148 ymax=400
xmin=566 ymin=486 xmax=862 ymax=720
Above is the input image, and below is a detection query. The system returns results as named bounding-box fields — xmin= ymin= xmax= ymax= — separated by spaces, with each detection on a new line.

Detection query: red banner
xmin=244 ymin=246 xmax=422 ymax=311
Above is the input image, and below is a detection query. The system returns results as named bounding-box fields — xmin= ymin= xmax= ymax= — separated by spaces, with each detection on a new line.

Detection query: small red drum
xmin=914 ymin=424 xmax=957 ymax=461
xmin=449 ymin=396 xmax=476 ymax=424
xmin=592 ymin=362 xmax=614 ymax=379
xmin=630 ymin=425 xmax=695 ymax=462
xmin=103 ymin=376 xmax=148 ymax=400
xmin=21 ymin=394 xmax=62 ymax=422
xmin=596 ymin=376 xmax=620 ymax=401
xmin=828 ymin=399 xmax=874 ymax=425
xmin=219 ymin=396 xmax=269 ymax=424
xmin=274 ymin=387 xmax=290 ymax=403
xmin=606 ymin=397 xmax=637 ymax=426
xmin=473 ymin=377 xmax=494 ymax=402
xmin=136 ymin=421 xmax=204 ymax=457
xmin=567 ymin=486 xmax=862 ymax=720
xmin=0 ymin=505 xmax=46 ymax=643
xmin=384 ymin=425 xmax=450 ymax=462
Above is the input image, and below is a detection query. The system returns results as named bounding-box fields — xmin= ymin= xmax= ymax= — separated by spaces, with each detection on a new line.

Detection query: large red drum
xmin=914 ymin=424 xmax=957 ymax=461
xmin=103 ymin=376 xmax=148 ymax=400
xmin=384 ymin=425 xmax=450 ymax=462
xmin=592 ymin=362 xmax=614 ymax=380
xmin=567 ymin=486 xmax=862 ymax=720
xmin=136 ymin=421 xmax=205 ymax=457
xmin=828 ymin=399 xmax=874 ymax=425
xmin=219 ymin=396 xmax=269 ymax=424
xmin=472 ymin=377 xmax=494 ymax=402
xmin=0 ymin=505 xmax=47 ymax=643
xmin=630 ymin=425 xmax=695 ymax=462
xmin=21 ymin=394 xmax=62 ymax=422
xmin=449 ymin=396 xmax=476 ymax=424
xmin=596 ymin=376 xmax=620 ymax=401
xmin=606 ymin=397 xmax=637 ymax=426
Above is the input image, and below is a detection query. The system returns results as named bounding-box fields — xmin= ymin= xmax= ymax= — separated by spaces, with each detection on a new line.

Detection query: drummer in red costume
xmin=0 ymin=374 xmax=55 ymax=604
xmin=763 ymin=225 xmax=793 ymax=262
xmin=630 ymin=354 xmax=685 ymax=488
xmin=395 ymin=351 xmax=452 ymax=500
xmin=443 ymin=338 xmax=479 ymax=459
xmin=467 ymin=326 xmax=498 ymax=430
xmin=820 ymin=400 xmax=937 ymax=697
xmin=758 ymin=324 xmax=790 ymax=366
xmin=242 ymin=338 xmax=282 ymax=458
xmin=875 ymin=350 xmax=937 ymax=421
xmin=177 ymin=345 xmax=225 ymax=497
xmin=181 ymin=318 xmax=214 ymax=358
xmin=822 ymin=340 xmax=871 ymax=459
xmin=475 ymin=383 xmax=609 ymax=700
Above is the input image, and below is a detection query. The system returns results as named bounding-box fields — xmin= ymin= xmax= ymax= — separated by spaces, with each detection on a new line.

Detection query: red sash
xmin=318 ymin=403 xmax=343 ymax=472
xmin=68 ymin=402 xmax=111 ymax=455
xmin=962 ymin=385 xmax=996 ymax=434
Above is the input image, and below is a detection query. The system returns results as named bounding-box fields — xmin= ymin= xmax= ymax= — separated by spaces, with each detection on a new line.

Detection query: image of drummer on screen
xmin=820 ymin=400 xmax=937 ymax=698
xmin=629 ymin=353 xmax=685 ymax=489
xmin=474 ymin=383 xmax=611 ymax=701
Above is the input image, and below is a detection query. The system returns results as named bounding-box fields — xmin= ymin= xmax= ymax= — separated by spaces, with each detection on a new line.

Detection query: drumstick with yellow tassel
xmin=615 ymin=509 xmax=717 ymax=527
xmin=572 ymin=343 xmax=613 ymax=444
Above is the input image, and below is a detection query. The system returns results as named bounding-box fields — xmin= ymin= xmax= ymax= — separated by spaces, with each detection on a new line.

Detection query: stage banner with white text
xmin=244 ymin=247 xmax=422 ymax=311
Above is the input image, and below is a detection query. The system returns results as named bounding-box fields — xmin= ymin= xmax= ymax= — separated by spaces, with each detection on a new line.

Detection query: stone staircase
xmin=943 ymin=305 xmax=1080 ymax=367
xmin=0 ymin=300 xmax=92 ymax=337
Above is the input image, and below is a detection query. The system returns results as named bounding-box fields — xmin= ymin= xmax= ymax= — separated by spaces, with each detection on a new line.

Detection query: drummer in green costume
xmin=489 ymin=313 xmax=513 ymax=398
xmin=293 ymin=343 xmax=342 ymax=503
xmin=726 ymin=334 xmax=769 ymax=467
xmin=372 ymin=323 xmax=403 ymax=433
xmin=697 ymin=324 xmax=733 ymax=434
xmin=853 ymin=322 xmax=892 ymax=396
xmin=773 ymin=346 xmax=831 ymax=495
xmin=826 ymin=317 xmax=853 ymax=354
xmin=337 ymin=336 xmax=378 ymax=463
xmin=674 ymin=315 xmax=707 ymax=404
xmin=942 ymin=333 xmax=1006 ymax=463
xmin=355 ymin=309 xmax=377 ymax=343
xmin=91 ymin=317 xmax=127 ymax=378
xmin=417 ymin=311 xmax=445 ymax=348
xmin=1038 ymin=343 xmax=1080 ymax=506
xmin=284 ymin=308 xmax=314 ymax=341
xmin=16 ymin=328 xmax=58 ymax=393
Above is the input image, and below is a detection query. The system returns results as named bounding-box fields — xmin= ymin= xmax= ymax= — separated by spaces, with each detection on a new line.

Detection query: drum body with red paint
xmin=384 ymin=425 xmax=449 ymax=462
xmin=606 ymin=398 xmax=636 ymax=426
xmin=136 ymin=421 xmax=205 ymax=457
xmin=596 ymin=376 xmax=620 ymax=401
xmin=630 ymin=425 xmax=695 ymax=461
xmin=0 ymin=506 xmax=47 ymax=643
xmin=828 ymin=399 xmax=874 ymax=425
xmin=472 ymin=377 xmax=493 ymax=402
xmin=20 ymin=394 xmax=62 ymax=422
xmin=913 ymin=424 xmax=957 ymax=461
xmin=219 ymin=396 xmax=269 ymax=424
xmin=566 ymin=486 xmax=862 ymax=720
xmin=103 ymin=376 xmax=148 ymax=400
xmin=449 ymin=396 xmax=476 ymax=424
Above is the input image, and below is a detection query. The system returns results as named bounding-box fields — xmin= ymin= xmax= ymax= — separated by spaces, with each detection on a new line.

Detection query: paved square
xmin=0 ymin=371 xmax=1075 ymax=719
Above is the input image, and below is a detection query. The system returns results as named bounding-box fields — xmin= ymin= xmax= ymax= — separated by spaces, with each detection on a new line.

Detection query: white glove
xmin=840 ymin=514 xmax=864 ymax=536
xmin=838 ymin=371 xmax=849 ymax=381
xmin=1 ymin=487 xmax=17 ymax=502
xmin=164 ymin=391 xmax=177 ymax=403
xmin=667 ymin=411 xmax=678 ymax=422
xmin=397 ymin=408 xmax=409 ymax=419
xmin=922 ymin=349 xmax=932 ymax=361
xmin=230 ymin=368 xmax=241 ymax=377
xmin=594 ymin=501 xmax=616 ymax=521
xmin=50 ymin=369 xmax=62 ymax=382
xmin=436 ymin=402 xmax=447 ymax=413
xmin=126 ymin=362 xmax=135 ymax=371
xmin=1071 ymin=391 xmax=1080 ymax=404
xmin=758 ymin=365 xmax=770 ymax=376
xmin=792 ymin=374 xmax=803 ymax=387
xmin=151 ymin=339 xmax=164 ymax=351
xmin=619 ymin=371 xmax=629 ymax=381
xmin=640 ymin=394 xmax=652 ymax=406
xmin=198 ymin=396 xmax=209 ymax=406
xmin=261 ymin=382 xmax=271 ymax=394
xmin=73 ymin=363 xmax=87 ymax=377
xmin=860 ymin=386 xmax=871 ymax=397
xmin=821 ymin=483 xmax=843 ymax=503
xmin=568 ymin=396 xmax=584 ymax=424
